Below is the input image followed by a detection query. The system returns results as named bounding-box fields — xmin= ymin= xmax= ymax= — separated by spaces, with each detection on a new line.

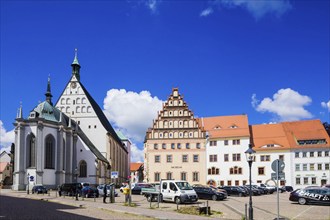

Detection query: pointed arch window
xmin=27 ymin=134 xmax=36 ymax=168
xmin=79 ymin=160 xmax=87 ymax=177
xmin=45 ymin=135 xmax=55 ymax=169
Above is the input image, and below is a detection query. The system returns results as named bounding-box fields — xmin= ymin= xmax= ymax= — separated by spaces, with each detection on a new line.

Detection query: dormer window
xmin=29 ymin=112 xmax=36 ymax=118
xmin=230 ymin=125 xmax=238 ymax=129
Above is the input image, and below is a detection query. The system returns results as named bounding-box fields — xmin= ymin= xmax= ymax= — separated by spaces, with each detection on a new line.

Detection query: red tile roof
xmin=130 ymin=162 xmax=143 ymax=171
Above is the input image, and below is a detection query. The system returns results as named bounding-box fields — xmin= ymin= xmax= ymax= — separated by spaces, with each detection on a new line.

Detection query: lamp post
xmin=27 ymin=173 xmax=30 ymax=195
xmin=74 ymin=167 xmax=79 ymax=201
xmin=245 ymin=144 xmax=256 ymax=220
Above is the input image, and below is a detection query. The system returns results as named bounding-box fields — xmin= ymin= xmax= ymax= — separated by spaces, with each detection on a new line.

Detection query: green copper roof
xmin=115 ymin=130 xmax=128 ymax=141
xmin=32 ymin=101 xmax=61 ymax=122
xmin=72 ymin=48 xmax=80 ymax=65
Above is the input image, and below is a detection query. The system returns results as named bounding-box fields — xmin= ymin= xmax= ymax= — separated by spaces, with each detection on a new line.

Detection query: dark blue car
xmin=289 ymin=187 xmax=330 ymax=205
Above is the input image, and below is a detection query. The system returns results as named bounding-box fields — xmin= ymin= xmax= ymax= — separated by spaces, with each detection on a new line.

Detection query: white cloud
xmin=252 ymin=88 xmax=313 ymax=121
xmin=200 ymin=7 xmax=214 ymax=17
xmin=214 ymin=0 xmax=292 ymax=19
xmin=0 ymin=120 xmax=15 ymax=153
xmin=321 ymin=100 xmax=330 ymax=112
xmin=145 ymin=0 xmax=161 ymax=14
xmin=130 ymin=143 xmax=144 ymax=163
xmin=103 ymin=89 xmax=163 ymax=143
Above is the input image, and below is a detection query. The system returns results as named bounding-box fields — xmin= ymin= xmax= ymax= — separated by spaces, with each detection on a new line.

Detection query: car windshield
xmin=175 ymin=181 xmax=193 ymax=190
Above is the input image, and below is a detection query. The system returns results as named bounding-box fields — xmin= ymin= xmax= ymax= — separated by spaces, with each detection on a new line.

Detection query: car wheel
xmin=298 ymin=198 xmax=307 ymax=205
xmin=212 ymin=195 xmax=217 ymax=201
xmin=175 ymin=197 xmax=181 ymax=204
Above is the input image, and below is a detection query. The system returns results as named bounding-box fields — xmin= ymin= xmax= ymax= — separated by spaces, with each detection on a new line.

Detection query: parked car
xmin=220 ymin=186 xmax=247 ymax=197
xmin=282 ymin=185 xmax=294 ymax=192
xmin=323 ymin=184 xmax=330 ymax=188
xmin=131 ymin=183 xmax=153 ymax=195
xmin=60 ymin=183 xmax=83 ymax=196
xmin=97 ymin=184 xmax=118 ymax=197
xmin=289 ymin=187 xmax=330 ymax=205
xmin=81 ymin=185 xmax=99 ymax=198
xmin=193 ymin=186 xmax=226 ymax=201
xmin=32 ymin=185 xmax=48 ymax=194
xmin=241 ymin=185 xmax=261 ymax=196
xmin=209 ymin=185 xmax=228 ymax=197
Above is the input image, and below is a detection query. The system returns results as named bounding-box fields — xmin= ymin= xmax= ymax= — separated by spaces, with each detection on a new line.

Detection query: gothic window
xmin=61 ymin=98 xmax=65 ymax=105
xmin=81 ymin=106 xmax=86 ymax=113
xmin=45 ymin=135 xmax=55 ymax=169
xmin=87 ymin=106 xmax=92 ymax=113
xmin=27 ymin=134 xmax=36 ymax=168
xmin=79 ymin=160 xmax=87 ymax=177
xmin=66 ymin=98 xmax=70 ymax=105
xmin=76 ymin=98 xmax=80 ymax=104
xmin=82 ymin=97 xmax=86 ymax=104
xmin=76 ymin=106 xmax=80 ymax=113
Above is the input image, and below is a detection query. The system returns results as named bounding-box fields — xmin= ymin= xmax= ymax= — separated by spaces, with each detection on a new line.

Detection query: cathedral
xmin=12 ymin=51 xmax=130 ymax=190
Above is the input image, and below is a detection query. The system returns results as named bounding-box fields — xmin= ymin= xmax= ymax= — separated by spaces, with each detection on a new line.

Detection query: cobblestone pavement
xmin=1 ymin=189 xmax=329 ymax=220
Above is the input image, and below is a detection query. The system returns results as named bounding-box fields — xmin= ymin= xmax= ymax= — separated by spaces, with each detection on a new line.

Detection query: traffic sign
xmin=111 ymin=171 xmax=118 ymax=179
xmin=29 ymin=176 xmax=34 ymax=182
xmin=271 ymin=172 xmax=285 ymax=180
xmin=271 ymin=159 xmax=285 ymax=172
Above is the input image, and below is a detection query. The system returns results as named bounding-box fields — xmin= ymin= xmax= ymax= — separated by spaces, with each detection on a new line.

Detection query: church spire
xmin=45 ymin=75 xmax=53 ymax=106
xmin=71 ymin=48 xmax=81 ymax=81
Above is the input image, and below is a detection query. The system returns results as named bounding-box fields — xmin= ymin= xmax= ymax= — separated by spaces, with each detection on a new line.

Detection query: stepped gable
xmin=145 ymin=88 xmax=205 ymax=140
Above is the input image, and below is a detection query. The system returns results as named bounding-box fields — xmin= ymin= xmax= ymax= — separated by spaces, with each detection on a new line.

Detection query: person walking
xmin=103 ymin=184 xmax=107 ymax=203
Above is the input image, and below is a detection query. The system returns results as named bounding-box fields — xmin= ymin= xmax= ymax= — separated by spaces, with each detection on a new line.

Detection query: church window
xmin=94 ymin=125 xmax=97 ymax=128
xmin=45 ymin=135 xmax=55 ymax=169
xmin=82 ymin=98 xmax=87 ymax=104
xmin=27 ymin=134 xmax=36 ymax=168
xmin=76 ymin=106 xmax=80 ymax=113
xmin=66 ymin=98 xmax=70 ymax=104
xmin=87 ymin=106 xmax=91 ymax=113
xmin=88 ymin=125 xmax=91 ymax=129
xmin=66 ymin=107 xmax=70 ymax=113
xmin=79 ymin=160 xmax=87 ymax=177
xmin=73 ymin=100 xmax=75 ymax=105
xmin=81 ymin=106 xmax=86 ymax=113
xmin=76 ymin=98 xmax=80 ymax=104
xmin=61 ymin=98 xmax=65 ymax=105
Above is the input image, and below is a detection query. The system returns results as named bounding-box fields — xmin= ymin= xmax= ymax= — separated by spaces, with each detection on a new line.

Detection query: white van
xmin=142 ymin=179 xmax=198 ymax=204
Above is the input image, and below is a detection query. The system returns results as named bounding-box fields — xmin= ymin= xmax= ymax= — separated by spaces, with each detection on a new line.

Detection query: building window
xmin=27 ymin=134 xmax=36 ymax=168
xmin=209 ymin=154 xmax=218 ymax=162
xmin=162 ymin=143 xmax=166 ymax=149
xmin=302 ymin=152 xmax=307 ymax=158
xmin=232 ymin=153 xmax=241 ymax=161
xmin=155 ymin=172 xmax=160 ymax=181
xmin=230 ymin=166 xmax=242 ymax=174
xmin=186 ymin=143 xmax=190 ymax=149
xmin=310 ymin=164 xmax=314 ymax=171
xmin=258 ymin=167 xmax=265 ymax=175
xmin=279 ymin=155 xmax=284 ymax=161
xmin=154 ymin=144 xmax=158 ymax=150
xmin=325 ymin=151 xmax=329 ymax=157
xmin=295 ymin=152 xmax=299 ymax=158
xmin=224 ymin=140 xmax=229 ymax=146
xmin=193 ymin=155 xmax=199 ymax=162
xmin=310 ymin=152 xmax=314 ymax=157
xmin=296 ymin=178 xmax=301 ymax=185
xmin=318 ymin=151 xmax=322 ymax=157
xmin=318 ymin=164 xmax=322 ymax=170
xmin=166 ymin=172 xmax=172 ymax=180
xmin=79 ymin=160 xmax=87 ymax=177
xmin=171 ymin=143 xmax=175 ymax=149
xmin=181 ymin=172 xmax=187 ymax=181
xmin=208 ymin=167 xmax=219 ymax=175
xmin=155 ymin=155 xmax=160 ymax=163
xmin=45 ymin=135 xmax=55 ymax=169
xmin=224 ymin=154 xmax=229 ymax=162
xmin=311 ymin=177 xmax=316 ymax=184
xmin=182 ymin=155 xmax=188 ymax=162
xmin=260 ymin=155 xmax=270 ymax=162
xmin=193 ymin=172 xmax=199 ymax=182
xmin=177 ymin=143 xmax=181 ymax=149
xmin=304 ymin=177 xmax=308 ymax=184
xmin=303 ymin=164 xmax=307 ymax=171
xmin=166 ymin=155 xmax=172 ymax=163
xmin=196 ymin=143 xmax=201 ymax=149
xmin=233 ymin=139 xmax=240 ymax=145
xmin=325 ymin=163 xmax=330 ymax=170
xmin=227 ymin=180 xmax=232 ymax=186
xmin=295 ymin=164 xmax=300 ymax=171
xmin=210 ymin=141 xmax=217 ymax=146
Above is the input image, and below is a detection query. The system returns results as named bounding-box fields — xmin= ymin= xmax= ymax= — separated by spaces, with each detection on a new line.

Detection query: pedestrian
xmin=103 ymin=184 xmax=107 ymax=203
xmin=58 ymin=185 xmax=62 ymax=197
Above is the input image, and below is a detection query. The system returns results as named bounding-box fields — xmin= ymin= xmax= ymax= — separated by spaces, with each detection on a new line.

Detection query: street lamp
xmin=27 ymin=173 xmax=30 ymax=195
xmin=74 ymin=167 xmax=79 ymax=201
xmin=245 ymin=144 xmax=256 ymax=220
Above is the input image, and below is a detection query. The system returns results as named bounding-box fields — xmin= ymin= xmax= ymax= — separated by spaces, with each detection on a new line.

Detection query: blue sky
xmin=1 ymin=0 xmax=329 ymax=161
